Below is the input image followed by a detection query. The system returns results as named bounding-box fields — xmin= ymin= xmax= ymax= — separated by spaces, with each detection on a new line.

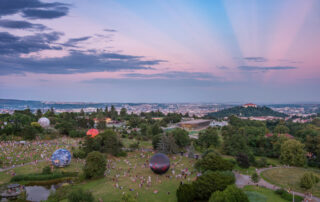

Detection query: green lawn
xmin=0 ymin=160 xmax=85 ymax=185
xmin=243 ymin=185 xmax=287 ymax=202
xmin=1 ymin=151 xmax=196 ymax=202
xmin=261 ymin=167 xmax=320 ymax=197
xmin=121 ymin=138 xmax=152 ymax=149
xmin=68 ymin=152 xmax=196 ymax=202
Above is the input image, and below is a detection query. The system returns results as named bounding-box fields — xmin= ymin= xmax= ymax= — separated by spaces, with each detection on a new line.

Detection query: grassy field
xmin=120 ymin=138 xmax=152 ymax=149
xmin=261 ymin=167 xmax=320 ymax=197
xmin=67 ymin=152 xmax=196 ymax=202
xmin=0 ymin=160 xmax=85 ymax=185
xmin=1 ymin=150 xmax=196 ymax=202
xmin=0 ymin=137 xmax=79 ymax=168
xmin=243 ymin=185 xmax=287 ymax=202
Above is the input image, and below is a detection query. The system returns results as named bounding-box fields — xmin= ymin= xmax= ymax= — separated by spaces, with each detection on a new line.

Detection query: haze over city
xmin=0 ymin=0 xmax=319 ymax=103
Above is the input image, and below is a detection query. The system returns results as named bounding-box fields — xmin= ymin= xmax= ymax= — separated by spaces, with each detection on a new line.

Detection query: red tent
xmin=87 ymin=129 xmax=99 ymax=138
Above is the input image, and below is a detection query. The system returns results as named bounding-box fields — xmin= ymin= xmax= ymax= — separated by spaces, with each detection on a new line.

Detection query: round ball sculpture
xmin=149 ymin=153 xmax=170 ymax=174
xmin=51 ymin=149 xmax=71 ymax=167
xmin=38 ymin=117 xmax=50 ymax=128
xmin=86 ymin=128 xmax=99 ymax=138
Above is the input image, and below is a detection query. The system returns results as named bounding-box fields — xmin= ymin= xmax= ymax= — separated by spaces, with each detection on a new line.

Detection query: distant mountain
xmin=206 ymin=106 xmax=288 ymax=118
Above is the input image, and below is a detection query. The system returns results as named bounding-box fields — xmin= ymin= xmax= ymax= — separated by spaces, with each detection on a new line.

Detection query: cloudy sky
xmin=0 ymin=0 xmax=319 ymax=103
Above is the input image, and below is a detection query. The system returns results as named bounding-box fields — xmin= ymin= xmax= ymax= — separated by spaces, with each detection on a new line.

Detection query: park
xmin=0 ymin=108 xmax=320 ymax=201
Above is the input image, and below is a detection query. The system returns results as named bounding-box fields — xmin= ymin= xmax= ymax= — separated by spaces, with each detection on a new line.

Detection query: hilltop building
xmin=243 ymin=103 xmax=257 ymax=108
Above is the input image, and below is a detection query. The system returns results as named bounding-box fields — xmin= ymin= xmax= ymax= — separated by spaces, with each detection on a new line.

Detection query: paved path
xmin=234 ymin=167 xmax=320 ymax=202
xmin=0 ymin=160 xmax=47 ymax=172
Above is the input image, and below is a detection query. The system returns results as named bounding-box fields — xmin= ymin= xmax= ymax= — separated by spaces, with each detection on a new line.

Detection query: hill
xmin=206 ymin=106 xmax=287 ymax=119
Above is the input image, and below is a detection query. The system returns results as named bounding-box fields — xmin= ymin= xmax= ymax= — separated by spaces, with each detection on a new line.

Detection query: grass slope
xmin=261 ymin=167 xmax=320 ymax=197
xmin=244 ymin=186 xmax=287 ymax=202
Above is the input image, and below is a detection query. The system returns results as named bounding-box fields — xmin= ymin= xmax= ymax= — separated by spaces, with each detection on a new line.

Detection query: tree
xmin=197 ymin=127 xmax=220 ymax=148
xmin=157 ymin=134 xmax=179 ymax=154
xmin=222 ymin=132 xmax=251 ymax=156
xmin=169 ymin=128 xmax=190 ymax=148
xmin=36 ymin=109 xmax=42 ymax=119
xmin=83 ymin=151 xmax=106 ymax=179
xmin=280 ymin=139 xmax=306 ymax=166
xmin=97 ymin=119 xmax=106 ymax=130
xmin=151 ymin=123 xmax=162 ymax=136
xmin=68 ymin=188 xmax=94 ymax=202
xmin=300 ymin=173 xmax=319 ymax=189
xmin=209 ymin=185 xmax=249 ymax=202
xmin=104 ymin=106 xmax=109 ymax=115
xmin=192 ymin=171 xmax=235 ymax=200
xmin=176 ymin=183 xmax=195 ymax=202
xmin=120 ymin=108 xmax=127 ymax=118
xmin=79 ymin=109 xmax=85 ymax=116
xmin=274 ymin=124 xmax=290 ymax=134
xmin=98 ymin=130 xmax=123 ymax=156
xmin=195 ymin=153 xmax=234 ymax=172
xmin=236 ymin=153 xmax=250 ymax=168
xmin=251 ymin=172 xmax=260 ymax=183
xmin=152 ymin=134 xmax=162 ymax=149
xmin=110 ymin=105 xmax=118 ymax=120
xmin=188 ymin=144 xmax=195 ymax=158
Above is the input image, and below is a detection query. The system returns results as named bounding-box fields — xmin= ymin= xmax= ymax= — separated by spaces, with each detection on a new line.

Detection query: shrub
xmin=115 ymin=150 xmax=128 ymax=157
xmin=69 ymin=130 xmax=85 ymax=138
xmin=67 ymin=188 xmax=94 ymax=202
xmin=11 ymin=172 xmax=77 ymax=182
xmin=72 ymin=148 xmax=87 ymax=159
xmin=236 ymin=153 xmax=250 ymax=168
xmin=121 ymin=193 xmax=137 ymax=202
xmin=300 ymin=173 xmax=319 ymax=189
xmin=192 ymin=171 xmax=235 ymax=200
xmin=195 ymin=153 xmax=234 ymax=172
xmin=255 ymin=157 xmax=268 ymax=168
xmin=83 ymin=151 xmax=106 ymax=179
xmin=23 ymin=125 xmax=37 ymax=140
xmin=42 ymin=166 xmax=52 ymax=174
xmin=176 ymin=183 xmax=195 ymax=202
xmin=209 ymin=185 xmax=249 ymax=202
xmin=274 ymin=189 xmax=304 ymax=202
xmin=251 ymin=172 xmax=260 ymax=183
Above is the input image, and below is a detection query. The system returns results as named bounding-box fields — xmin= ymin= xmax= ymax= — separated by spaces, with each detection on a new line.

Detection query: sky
xmin=0 ymin=0 xmax=319 ymax=103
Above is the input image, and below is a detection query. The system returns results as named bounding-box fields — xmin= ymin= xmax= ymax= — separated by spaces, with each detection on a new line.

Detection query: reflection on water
xmin=25 ymin=185 xmax=56 ymax=202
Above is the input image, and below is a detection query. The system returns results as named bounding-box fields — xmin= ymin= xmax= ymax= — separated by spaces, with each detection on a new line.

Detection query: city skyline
xmin=0 ymin=0 xmax=320 ymax=103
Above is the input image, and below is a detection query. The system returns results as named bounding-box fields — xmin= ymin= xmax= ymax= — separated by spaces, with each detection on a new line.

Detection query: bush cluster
xmin=11 ymin=171 xmax=78 ymax=182
xmin=83 ymin=151 xmax=106 ymax=179
xmin=300 ymin=173 xmax=319 ymax=189
xmin=274 ymin=189 xmax=304 ymax=202
xmin=67 ymin=188 xmax=94 ymax=202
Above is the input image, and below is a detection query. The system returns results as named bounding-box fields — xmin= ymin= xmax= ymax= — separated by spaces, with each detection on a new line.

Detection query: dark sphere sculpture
xmin=149 ymin=153 xmax=170 ymax=174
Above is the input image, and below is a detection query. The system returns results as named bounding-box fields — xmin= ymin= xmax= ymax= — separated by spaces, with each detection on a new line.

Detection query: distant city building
xmin=178 ymin=119 xmax=211 ymax=130
xmin=243 ymin=103 xmax=257 ymax=108
xmin=210 ymin=120 xmax=228 ymax=127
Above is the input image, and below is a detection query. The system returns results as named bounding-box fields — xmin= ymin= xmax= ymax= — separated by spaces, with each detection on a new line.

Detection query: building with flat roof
xmin=178 ymin=119 xmax=211 ymax=130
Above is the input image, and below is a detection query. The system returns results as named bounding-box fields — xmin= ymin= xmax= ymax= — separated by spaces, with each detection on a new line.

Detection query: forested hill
xmin=206 ymin=106 xmax=287 ymax=118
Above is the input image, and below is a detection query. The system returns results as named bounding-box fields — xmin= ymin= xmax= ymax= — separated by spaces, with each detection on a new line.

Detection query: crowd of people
xmin=0 ymin=137 xmax=79 ymax=169
xmin=102 ymin=151 xmax=197 ymax=199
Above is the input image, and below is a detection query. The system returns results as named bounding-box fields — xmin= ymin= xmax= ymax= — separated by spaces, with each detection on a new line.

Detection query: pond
xmin=25 ymin=185 xmax=56 ymax=202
